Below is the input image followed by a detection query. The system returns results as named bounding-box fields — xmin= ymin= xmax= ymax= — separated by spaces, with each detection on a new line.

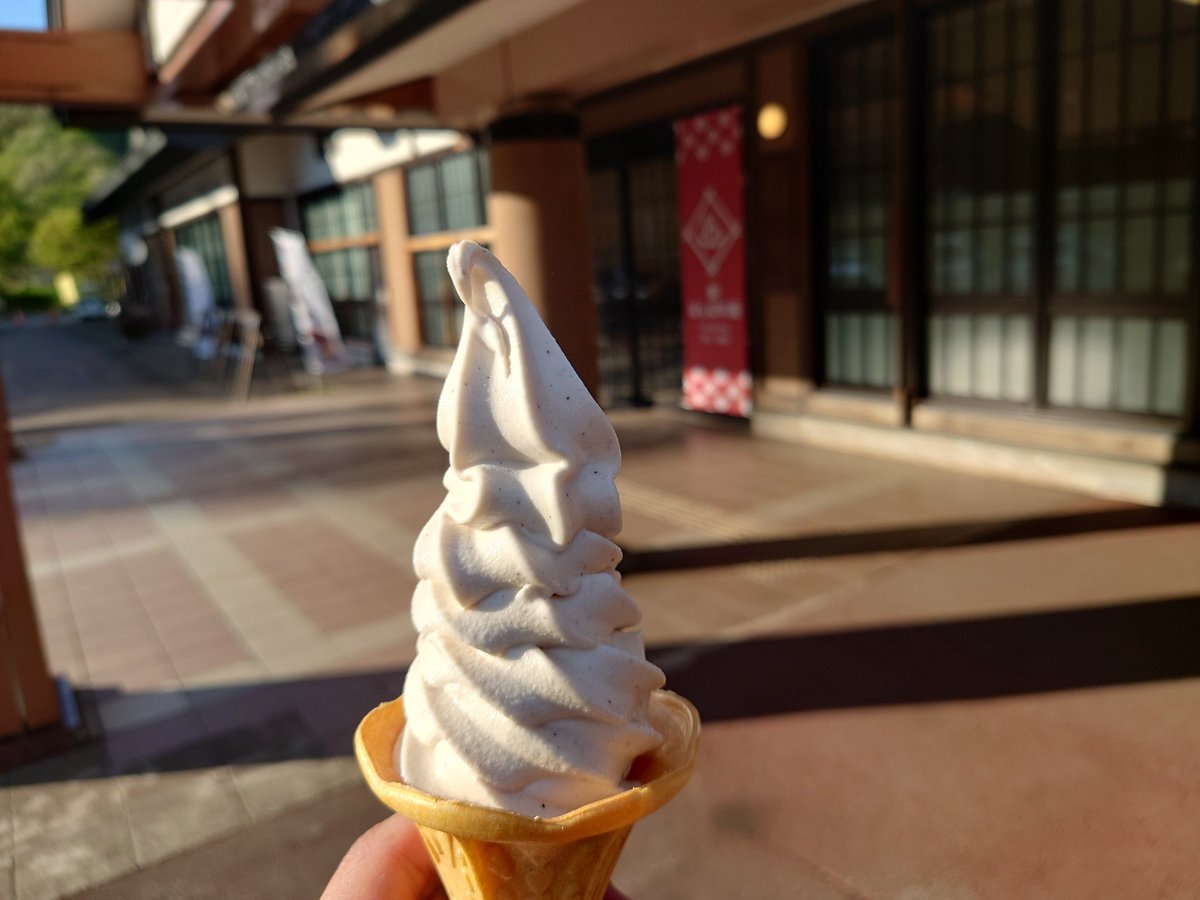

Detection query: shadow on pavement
xmin=8 ymin=593 xmax=1200 ymax=784
xmin=619 ymin=505 xmax=1200 ymax=574
xmin=652 ymin=593 xmax=1200 ymax=722
xmin=3 ymin=668 xmax=406 ymax=787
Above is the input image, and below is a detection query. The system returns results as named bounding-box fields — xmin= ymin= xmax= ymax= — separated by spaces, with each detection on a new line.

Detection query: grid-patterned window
xmin=299 ymin=181 xmax=381 ymax=340
xmin=828 ymin=35 xmax=894 ymax=294
xmin=820 ymin=30 xmax=898 ymax=389
xmin=924 ymin=0 xmax=1038 ymax=402
xmin=414 ymin=248 xmax=465 ymax=348
xmin=175 ymin=213 xmax=233 ymax=308
xmin=1055 ymin=0 xmax=1195 ymax=296
xmin=309 ymin=245 xmax=381 ymax=340
xmin=301 ymin=181 xmax=377 ymax=241
xmin=405 ymin=148 xmax=489 ymax=236
xmin=1048 ymin=0 xmax=1197 ymax=415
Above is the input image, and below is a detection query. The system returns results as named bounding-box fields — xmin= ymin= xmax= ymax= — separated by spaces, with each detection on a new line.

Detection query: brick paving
xmin=2 ymin=320 xmax=1200 ymax=898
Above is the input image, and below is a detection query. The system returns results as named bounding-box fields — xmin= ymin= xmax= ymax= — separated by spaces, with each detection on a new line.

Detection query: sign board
xmin=673 ymin=106 xmax=751 ymax=417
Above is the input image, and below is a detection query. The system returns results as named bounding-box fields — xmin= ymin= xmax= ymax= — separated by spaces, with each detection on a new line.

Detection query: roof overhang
xmin=265 ymin=0 xmax=875 ymax=131
xmin=273 ymin=0 xmax=582 ymax=118
xmin=28 ymin=0 xmax=423 ymax=129
xmin=82 ymin=130 xmax=230 ymax=222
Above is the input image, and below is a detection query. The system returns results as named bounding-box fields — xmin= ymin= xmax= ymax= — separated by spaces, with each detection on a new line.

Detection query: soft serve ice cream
xmin=399 ymin=241 xmax=666 ymax=818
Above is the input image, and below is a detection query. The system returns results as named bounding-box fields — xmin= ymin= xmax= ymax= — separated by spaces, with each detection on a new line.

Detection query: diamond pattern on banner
xmin=680 ymin=187 xmax=742 ymax=278
xmin=674 ymin=111 xmax=744 ymax=166
xmin=683 ymin=367 xmax=752 ymax=417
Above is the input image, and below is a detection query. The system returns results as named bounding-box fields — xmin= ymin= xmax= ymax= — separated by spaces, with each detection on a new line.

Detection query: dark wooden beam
xmin=1033 ymin=0 xmax=1059 ymax=411
xmin=337 ymin=77 xmax=435 ymax=117
xmin=892 ymin=0 xmax=921 ymax=422
xmin=163 ymin=0 xmax=326 ymax=96
xmin=795 ymin=37 xmax=818 ymax=385
xmin=272 ymin=0 xmax=475 ymax=116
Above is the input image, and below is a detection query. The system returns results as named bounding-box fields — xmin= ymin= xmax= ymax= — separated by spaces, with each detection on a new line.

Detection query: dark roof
xmin=82 ymin=130 xmax=231 ymax=222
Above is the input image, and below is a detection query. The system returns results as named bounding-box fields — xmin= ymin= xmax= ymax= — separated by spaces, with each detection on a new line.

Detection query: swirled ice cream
xmin=398 ymin=241 xmax=666 ymax=818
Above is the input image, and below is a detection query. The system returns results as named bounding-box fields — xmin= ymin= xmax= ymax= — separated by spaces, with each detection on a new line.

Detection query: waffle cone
xmin=354 ymin=690 xmax=701 ymax=900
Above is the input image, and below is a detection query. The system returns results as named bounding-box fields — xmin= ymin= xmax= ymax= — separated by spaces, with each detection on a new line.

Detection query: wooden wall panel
xmin=0 ymin=30 xmax=146 ymax=107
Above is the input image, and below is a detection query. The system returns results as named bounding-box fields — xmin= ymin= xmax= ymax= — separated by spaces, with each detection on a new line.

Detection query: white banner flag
xmin=269 ymin=228 xmax=345 ymax=372
xmin=176 ymin=247 xmax=216 ymax=358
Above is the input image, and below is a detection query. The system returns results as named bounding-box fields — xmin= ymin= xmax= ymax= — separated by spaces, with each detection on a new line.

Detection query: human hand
xmin=321 ymin=814 xmax=631 ymax=899
xmin=321 ymin=814 xmax=443 ymax=900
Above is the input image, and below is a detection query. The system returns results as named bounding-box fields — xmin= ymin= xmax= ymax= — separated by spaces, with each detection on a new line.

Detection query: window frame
xmin=812 ymin=22 xmax=902 ymax=392
xmin=828 ymin=0 xmax=1200 ymax=425
xmin=402 ymin=144 xmax=493 ymax=351
xmin=298 ymin=179 xmax=383 ymax=341
xmin=174 ymin=212 xmax=234 ymax=309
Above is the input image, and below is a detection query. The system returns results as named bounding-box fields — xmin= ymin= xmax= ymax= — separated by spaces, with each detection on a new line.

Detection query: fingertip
xmin=322 ymin=814 xmax=438 ymax=900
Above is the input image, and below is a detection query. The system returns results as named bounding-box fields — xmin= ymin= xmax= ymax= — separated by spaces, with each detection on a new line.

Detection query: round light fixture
xmin=756 ymin=102 xmax=789 ymax=140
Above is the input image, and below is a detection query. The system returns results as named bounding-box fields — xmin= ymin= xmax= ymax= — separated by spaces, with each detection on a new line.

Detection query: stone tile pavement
xmin=2 ymin=320 xmax=1200 ymax=898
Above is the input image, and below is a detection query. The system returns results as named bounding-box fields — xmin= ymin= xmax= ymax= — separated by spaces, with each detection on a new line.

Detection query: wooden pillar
xmin=486 ymin=107 xmax=600 ymax=395
xmin=0 ymin=373 xmax=59 ymax=735
xmin=1187 ymin=7 xmax=1200 ymax=434
xmin=1033 ymin=0 xmax=1060 ymax=411
xmin=892 ymin=0 xmax=921 ymax=424
xmin=156 ymin=227 xmax=185 ymax=329
xmin=239 ymin=198 xmax=289 ymax=332
xmin=218 ymin=202 xmax=255 ymax=313
xmin=373 ymin=167 xmax=423 ymax=360
xmin=752 ymin=38 xmax=814 ymax=407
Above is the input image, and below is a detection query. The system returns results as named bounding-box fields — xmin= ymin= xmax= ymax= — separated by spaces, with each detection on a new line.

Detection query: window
xmin=174 ymin=213 xmax=233 ymax=308
xmin=405 ymin=148 xmax=489 ymax=236
xmin=925 ymin=0 xmax=1037 ymax=402
xmin=1047 ymin=0 xmax=1197 ymax=415
xmin=301 ymin=181 xmax=377 ymax=241
xmin=299 ymin=181 xmax=381 ymax=340
xmin=310 ymin=246 xmax=382 ymax=339
xmin=414 ymin=248 xmax=465 ymax=348
xmin=1055 ymin=0 xmax=1194 ymax=297
xmin=807 ymin=0 xmax=1197 ymax=421
xmin=405 ymin=147 xmax=490 ymax=348
xmin=819 ymin=30 xmax=898 ymax=389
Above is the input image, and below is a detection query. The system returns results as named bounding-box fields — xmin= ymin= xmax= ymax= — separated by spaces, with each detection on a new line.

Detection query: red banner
xmin=674 ymin=106 xmax=750 ymax=417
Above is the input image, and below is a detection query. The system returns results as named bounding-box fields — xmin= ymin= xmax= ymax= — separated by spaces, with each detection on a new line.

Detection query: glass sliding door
xmin=924 ymin=0 xmax=1038 ymax=404
xmin=1049 ymin=0 xmax=1197 ymax=416
xmin=587 ymin=123 xmax=683 ymax=407
xmin=817 ymin=29 xmax=898 ymax=389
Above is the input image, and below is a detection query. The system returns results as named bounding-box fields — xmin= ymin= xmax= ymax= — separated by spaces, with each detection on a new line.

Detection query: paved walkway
xmin=2 ymin=320 xmax=1200 ymax=898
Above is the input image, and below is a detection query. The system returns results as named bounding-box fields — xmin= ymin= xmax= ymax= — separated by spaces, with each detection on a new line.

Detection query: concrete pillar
xmin=486 ymin=107 xmax=600 ymax=395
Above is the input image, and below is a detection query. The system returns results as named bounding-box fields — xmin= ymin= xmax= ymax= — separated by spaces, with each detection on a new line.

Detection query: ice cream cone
xmin=354 ymin=690 xmax=701 ymax=900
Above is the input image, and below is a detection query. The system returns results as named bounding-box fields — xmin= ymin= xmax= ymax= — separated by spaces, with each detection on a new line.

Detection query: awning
xmin=82 ymin=130 xmax=231 ymax=222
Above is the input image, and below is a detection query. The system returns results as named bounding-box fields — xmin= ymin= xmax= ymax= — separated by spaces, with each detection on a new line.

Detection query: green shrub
xmin=0 ymin=287 xmax=59 ymax=315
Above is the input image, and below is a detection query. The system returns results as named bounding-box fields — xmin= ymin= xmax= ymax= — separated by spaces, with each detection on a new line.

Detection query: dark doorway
xmin=588 ymin=123 xmax=684 ymax=407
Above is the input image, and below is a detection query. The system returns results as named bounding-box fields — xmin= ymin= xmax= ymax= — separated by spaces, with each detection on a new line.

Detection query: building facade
xmin=36 ymin=0 xmax=1200 ymax=503
xmin=567 ymin=0 xmax=1200 ymax=501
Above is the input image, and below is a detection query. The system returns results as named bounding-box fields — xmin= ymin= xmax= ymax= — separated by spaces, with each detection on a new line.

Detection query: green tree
xmin=0 ymin=181 xmax=34 ymax=287
xmin=0 ymin=104 xmax=117 ymax=290
xmin=28 ymin=206 xmax=116 ymax=280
